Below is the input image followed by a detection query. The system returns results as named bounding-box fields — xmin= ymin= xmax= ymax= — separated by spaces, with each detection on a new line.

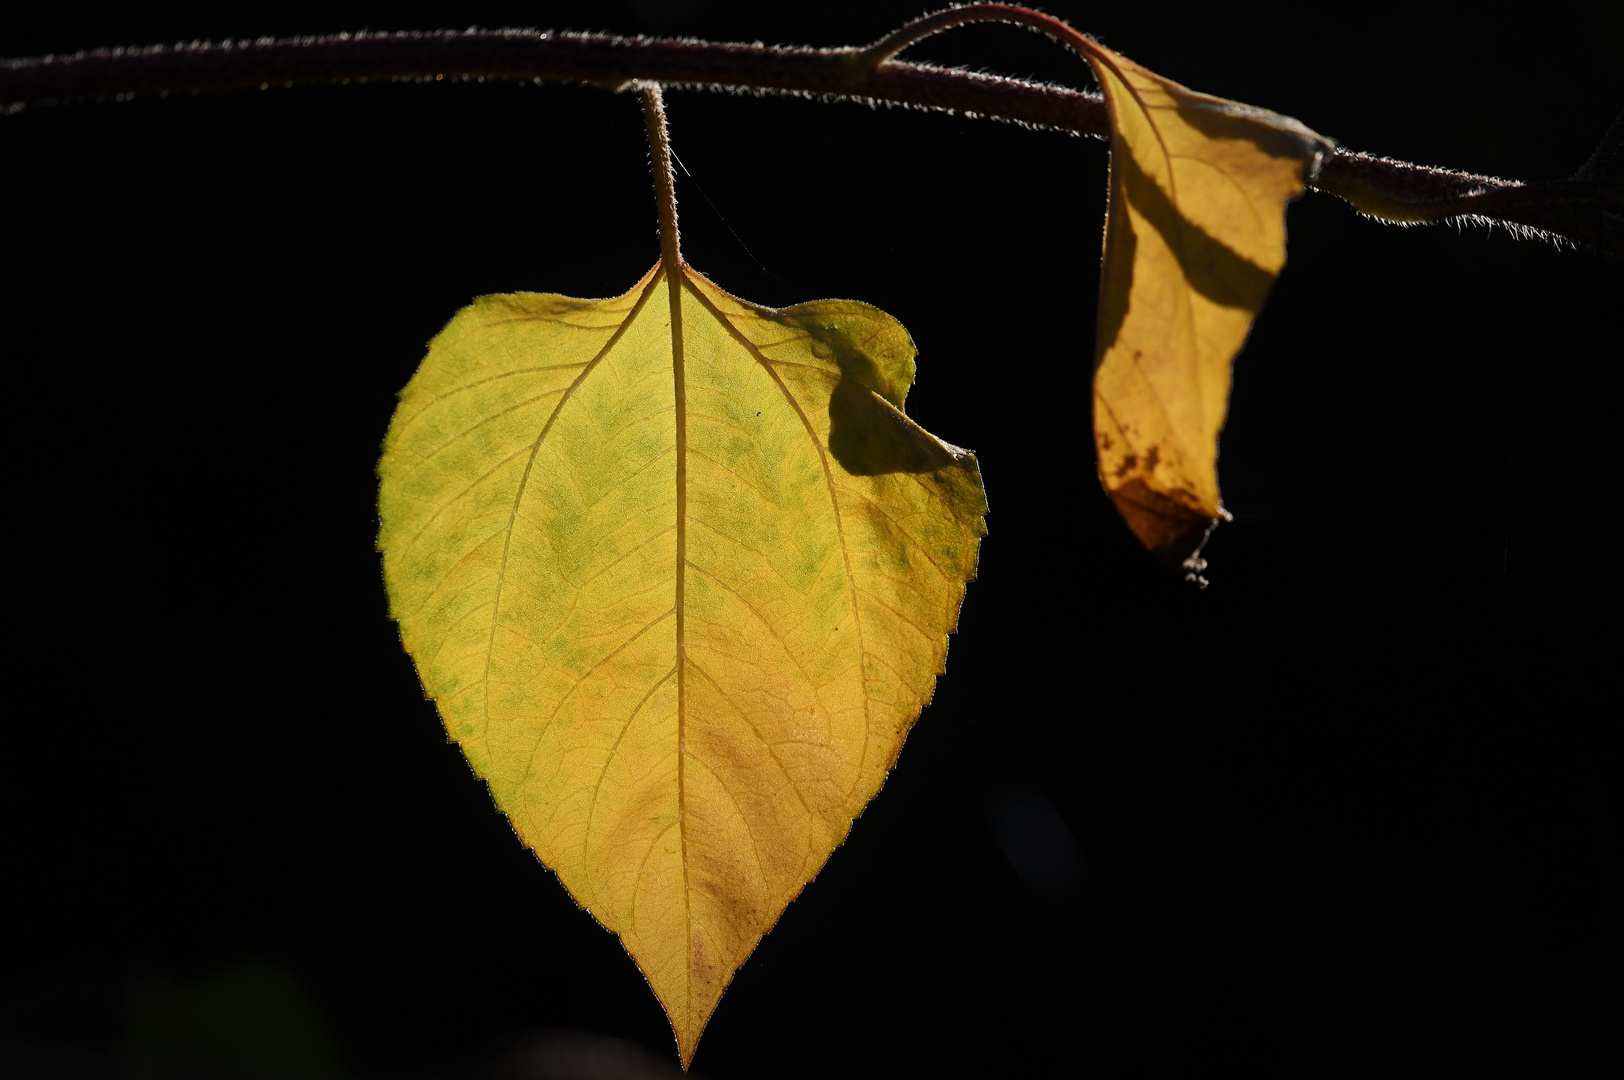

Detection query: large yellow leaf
xmin=376 ymin=261 xmax=986 ymax=1064
xmin=1084 ymin=43 xmax=1331 ymax=565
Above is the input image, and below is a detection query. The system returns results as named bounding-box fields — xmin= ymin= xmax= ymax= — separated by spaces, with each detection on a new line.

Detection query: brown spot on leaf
xmin=690 ymin=934 xmax=711 ymax=989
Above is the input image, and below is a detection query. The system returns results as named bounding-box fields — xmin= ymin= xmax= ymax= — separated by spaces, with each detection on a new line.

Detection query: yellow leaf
xmin=376 ymin=261 xmax=986 ymax=1064
xmin=1084 ymin=43 xmax=1331 ymax=564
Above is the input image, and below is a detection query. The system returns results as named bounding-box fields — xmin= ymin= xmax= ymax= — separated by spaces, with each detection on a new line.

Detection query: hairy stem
xmin=2 ymin=9 xmax=1617 ymax=252
xmin=640 ymin=84 xmax=683 ymax=270
xmin=862 ymin=2 xmax=1093 ymax=68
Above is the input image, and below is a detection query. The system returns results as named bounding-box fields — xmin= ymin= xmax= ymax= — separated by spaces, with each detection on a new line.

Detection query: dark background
xmin=2 ymin=2 xmax=1618 ymax=1076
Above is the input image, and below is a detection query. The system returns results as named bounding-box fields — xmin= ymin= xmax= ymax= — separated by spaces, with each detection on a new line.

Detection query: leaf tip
xmin=1106 ymin=482 xmax=1225 ymax=584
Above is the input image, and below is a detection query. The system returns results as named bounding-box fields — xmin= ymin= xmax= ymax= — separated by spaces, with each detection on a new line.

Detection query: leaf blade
xmin=378 ymin=262 xmax=985 ymax=1064
xmin=1085 ymin=45 xmax=1331 ymax=562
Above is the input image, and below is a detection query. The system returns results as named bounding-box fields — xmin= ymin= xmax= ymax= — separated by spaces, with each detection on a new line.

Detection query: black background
xmin=2 ymin=2 xmax=1619 ymax=1075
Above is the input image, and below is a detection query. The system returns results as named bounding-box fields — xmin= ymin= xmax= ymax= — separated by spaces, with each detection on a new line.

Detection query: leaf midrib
xmin=475 ymin=264 xmax=876 ymax=1024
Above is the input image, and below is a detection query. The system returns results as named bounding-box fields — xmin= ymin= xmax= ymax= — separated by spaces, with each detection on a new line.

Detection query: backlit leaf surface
xmin=1084 ymin=42 xmax=1331 ymax=561
xmin=377 ymin=261 xmax=986 ymax=1063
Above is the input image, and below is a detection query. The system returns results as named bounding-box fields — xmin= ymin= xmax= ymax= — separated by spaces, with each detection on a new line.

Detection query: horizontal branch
xmin=2 ymin=27 xmax=1617 ymax=253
